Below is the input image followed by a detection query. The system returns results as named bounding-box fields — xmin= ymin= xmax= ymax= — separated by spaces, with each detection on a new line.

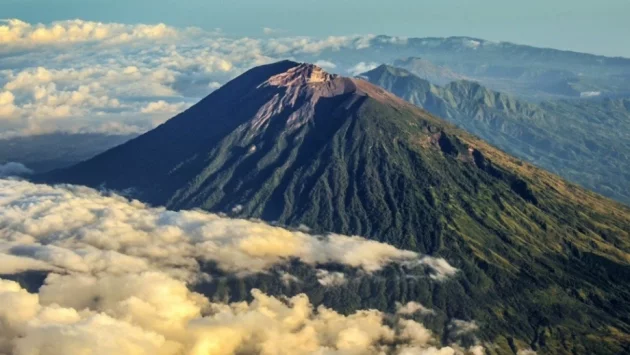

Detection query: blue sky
xmin=3 ymin=0 xmax=629 ymax=57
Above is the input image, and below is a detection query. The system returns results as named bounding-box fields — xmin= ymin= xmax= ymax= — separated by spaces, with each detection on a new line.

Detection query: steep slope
xmin=361 ymin=64 xmax=630 ymax=205
xmin=40 ymin=61 xmax=630 ymax=354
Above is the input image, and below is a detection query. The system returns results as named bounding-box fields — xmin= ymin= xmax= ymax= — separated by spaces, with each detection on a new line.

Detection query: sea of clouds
xmin=0 ymin=19 xmax=404 ymax=138
xmin=0 ymin=178 xmax=485 ymax=355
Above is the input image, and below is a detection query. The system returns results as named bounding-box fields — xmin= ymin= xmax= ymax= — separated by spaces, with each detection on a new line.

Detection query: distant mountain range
xmin=306 ymin=36 xmax=630 ymax=100
xmin=0 ymin=133 xmax=136 ymax=173
xmin=391 ymin=57 xmax=470 ymax=86
xmin=359 ymin=64 xmax=630 ymax=205
xmin=39 ymin=61 xmax=630 ymax=354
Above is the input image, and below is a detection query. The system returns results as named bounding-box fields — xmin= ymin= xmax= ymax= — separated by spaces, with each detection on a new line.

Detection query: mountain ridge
xmin=361 ymin=64 xmax=630 ymax=205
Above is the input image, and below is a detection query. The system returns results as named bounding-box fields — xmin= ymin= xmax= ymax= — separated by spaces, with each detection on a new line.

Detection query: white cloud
xmin=449 ymin=319 xmax=480 ymax=337
xmin=0 ymin=19 xmax=183 ymax=49
xmin=580 ymin=91 xmax=601 ymax=98
xmin=0 ymin=275 xmax=477 ymax=355
xmin=140 ymin=100 xmax=188 ymax=114
xmin=0 ymin=179 xmax=474 ymax=354
xmin=0 ymin=179 xmax=456 ymax=280
xmin=417 ymin=256 xmax=459 ymax=280
xmin=348 ymin=62 xmax=379 ymax=76
xmin=396 ymin=301 xmax=436 ymax=316
xmin=208 ymin=81 xmax=222 ymax=90
xmin=0 ymin=91 xmax=17 ymax=118
xmin=315 ymin=269 xmax=347 ymax=286
xmin=314 ymin=60 xmax=337 ymax=69
xmin=0 ymin=19 xmax=383 ymax=137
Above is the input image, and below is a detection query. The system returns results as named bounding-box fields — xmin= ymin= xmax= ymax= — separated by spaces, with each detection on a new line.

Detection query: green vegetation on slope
xmin=362 ymin=64 xmax=630 ymax=205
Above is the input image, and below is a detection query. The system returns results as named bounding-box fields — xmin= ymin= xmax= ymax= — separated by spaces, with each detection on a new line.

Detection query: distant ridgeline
xmin=360 ymin=64 xmax=630 ymax=206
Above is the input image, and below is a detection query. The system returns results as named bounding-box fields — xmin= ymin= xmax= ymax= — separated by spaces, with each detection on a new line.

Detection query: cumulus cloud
xmin=0 ymin=162 xmax=33 ymax=177
xmin=140 ymin=100 xmax=189 ymax=114
xmin=0 ymin=179 xmax=475 ymax=354
xmin=315 ymin=269 xmax=347 ymax=286
xmin=0 ymin=91 xmax=17 ymax=118
xmin=0 ymin=274 xmax=484 ymax=355
xmin=314 ymin=60 xmax=337 ymax=70
xmin=348 ymin=61 xmax=379 ymax=75
xmin=0 ymin=179 xmax=456 ymax=280
xmin=0 ymin=19 xmax=388 ymax=137
xmin=0 ymin=19 xmax=183 ymax=49
xmin=396 ymin=301 xmax=436 ymax=316
xmin=416 ymin=256 xmax=459 ymax=280
xmin=448 ymin=319 xmax=480 ymax=340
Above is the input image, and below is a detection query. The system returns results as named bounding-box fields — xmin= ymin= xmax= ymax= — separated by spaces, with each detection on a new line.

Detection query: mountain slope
xmin=361 ymin=64 xmax=630 ymax=205
xmin=40 ymin=61 xmax=630 ymax=354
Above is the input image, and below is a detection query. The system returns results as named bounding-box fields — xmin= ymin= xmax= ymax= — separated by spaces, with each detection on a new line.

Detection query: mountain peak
xmin=265 ymin=63 xmax=337 ymax=87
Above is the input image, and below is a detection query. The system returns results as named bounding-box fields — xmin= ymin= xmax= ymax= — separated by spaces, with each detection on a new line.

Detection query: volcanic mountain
xmin=40 ymin=61 xmax=630 ymax=354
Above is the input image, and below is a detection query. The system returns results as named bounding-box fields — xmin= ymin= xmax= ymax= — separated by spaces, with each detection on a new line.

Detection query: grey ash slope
xmin=361 ymin=64 xmax=630 ymax=205
xmin=40 ymin=61 xmax=630 ymax=354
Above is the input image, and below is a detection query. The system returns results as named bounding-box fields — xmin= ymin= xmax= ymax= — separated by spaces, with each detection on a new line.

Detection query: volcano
xmin=40 ymin=61 xmax=630 ymax=354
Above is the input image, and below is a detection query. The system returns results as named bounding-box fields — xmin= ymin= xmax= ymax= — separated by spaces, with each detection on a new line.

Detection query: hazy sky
xmin=2 ymin=0 xmax=629 ymax=57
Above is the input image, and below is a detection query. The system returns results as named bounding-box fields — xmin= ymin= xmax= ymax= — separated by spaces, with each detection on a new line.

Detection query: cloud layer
xmin=0 ymin=274 xmax=481 ymax=355
xmin=0 ymin=19 xmax=393 ymax=138
xmin=0 ymin=179 xmax=457 ymax=281
xmin=0 ymin=179 xmax=474 ymax=354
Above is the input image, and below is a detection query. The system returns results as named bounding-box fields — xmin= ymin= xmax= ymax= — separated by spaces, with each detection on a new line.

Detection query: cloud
xmin=140 ymin=100 xmax=188 ymax=114
xmin=0 ymin=179 xmax=456 ymax=280
xmin=0 ymin=162 xmax=33 ymax=177
xmin=0 ymin=179 xmax=476 ymax=354
xmin=348 ymin=62 xmax=379 ymax=75
xmin=396 ymin=301 xmax=436 ymax=316
xmin=448 ymin=319 xmax=480 ymax=338
xmin=315 ymin=269 xmax=347 ymax=286
xmin=0 ymin=90 xmax=17 ymax=118
xmin=417 ymin=256 xmax=459 ymax=280
xmin=0 ymin=274 xmax=483 ymax=355
xmin=580 ymin=91 xmax=601 ymax=98
xmin=314 ymin=60 xmax=337 ymax=70
xmin=0 ymin=19 xmax=183 ymax=49
xmin=0 ymin=19 xmax=385 ymax=137
xmin=262 ymin=27 xmax=284 ymax=36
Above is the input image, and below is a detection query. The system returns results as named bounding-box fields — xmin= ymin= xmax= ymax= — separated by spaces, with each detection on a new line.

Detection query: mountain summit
xmin=40 ymin=61 xmax=630 ymax=354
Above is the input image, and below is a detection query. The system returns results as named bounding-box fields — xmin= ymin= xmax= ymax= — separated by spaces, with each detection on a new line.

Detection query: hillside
xmin=361 ymin=64 xmax=630 ymax=205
